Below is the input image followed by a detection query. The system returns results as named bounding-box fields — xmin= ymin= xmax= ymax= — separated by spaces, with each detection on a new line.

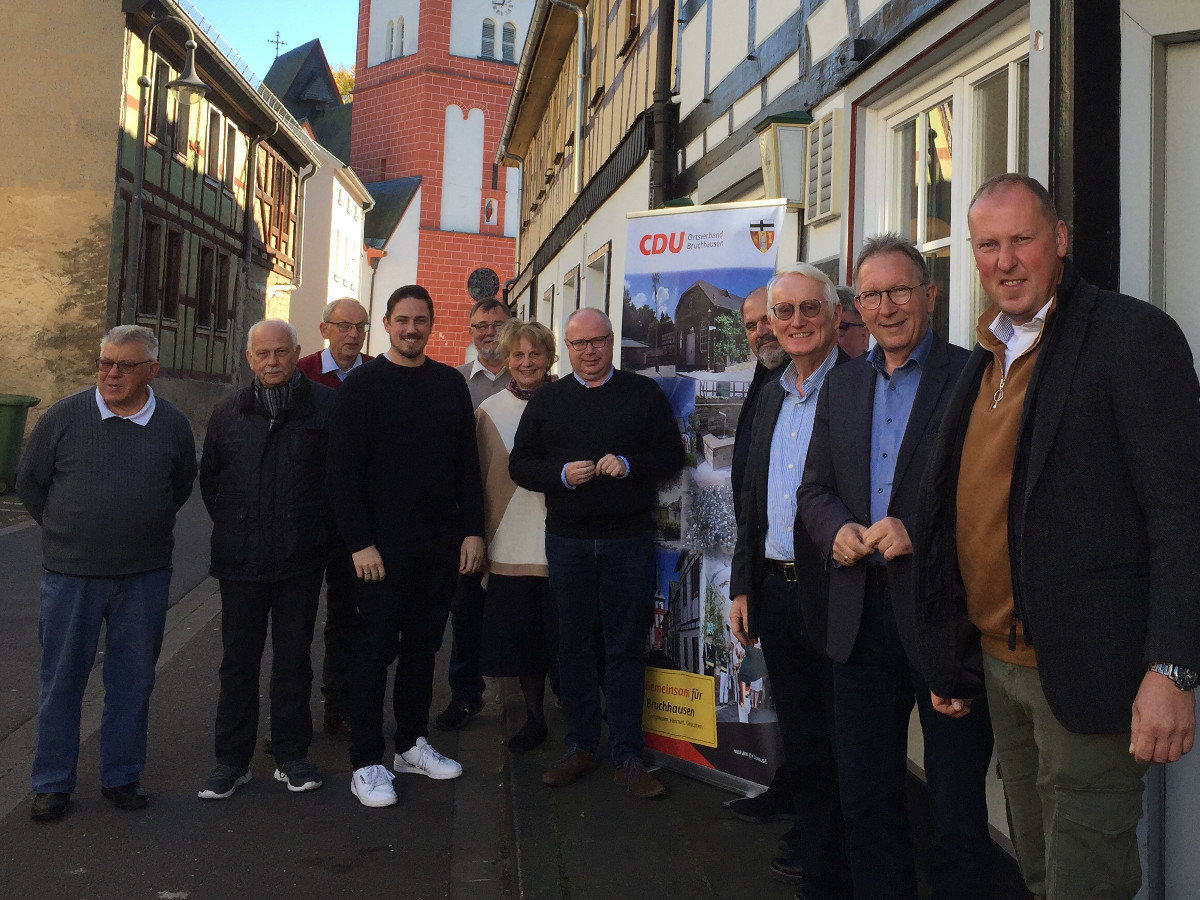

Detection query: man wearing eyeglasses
xmin=17 ymin=325 xmax=197 ymax=822
xmin=293 ymin=298 xmax=374 ymax=741
xmin=796 ymin=236 xmax=991 ymax=898
xmin=510 ymin=308 xmax=684 ymax=799
xmin=434 ymin=297 xmax=514 ymax=733
xmin=729 ymin=264 xmax=852 ymax=898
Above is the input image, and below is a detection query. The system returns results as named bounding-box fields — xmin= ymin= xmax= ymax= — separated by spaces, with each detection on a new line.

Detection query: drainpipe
xmin=547 ymin=0 xmax=586 ymax=195
xmin=650 ymin=0 xmax=676 ymax=208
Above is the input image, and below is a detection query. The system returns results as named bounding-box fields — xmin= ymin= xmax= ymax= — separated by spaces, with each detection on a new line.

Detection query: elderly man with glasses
xmin=434 ymin=296 xmax=515 ymax=733
xmin=296 ymin=298 xmax=373 ymax=740
xmin=728 ymin=264 xmax=852 ymax=897
xmin=510 ymin=308 xmax=683 ymax=799
xmin=796 ymin=236 xmax=992 ymax=898
xmin=17 ymin=325 xmax=197 ymax=822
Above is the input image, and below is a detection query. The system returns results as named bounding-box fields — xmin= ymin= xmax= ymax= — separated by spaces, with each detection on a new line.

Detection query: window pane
xmin=1017 ymin=59 xmax=1029 ymax=175
xmin=925 ymin=100 xmax=953 ymax=241
xmin=925 ymin=247 xmax=951 ymax=341
xmin=892 ymin=118 xmax=918 ymax=241
xmin=973 ymin=69 xmax=1009 ymax=189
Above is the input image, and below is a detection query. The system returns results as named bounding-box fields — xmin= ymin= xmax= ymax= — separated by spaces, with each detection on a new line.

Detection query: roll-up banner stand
xmin=622 ymin=199 xmax=796 ymax=794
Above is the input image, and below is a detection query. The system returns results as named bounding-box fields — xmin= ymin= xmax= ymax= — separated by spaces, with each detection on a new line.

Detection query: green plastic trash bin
xmin=0 ymin=394 xmax=40 ymax=494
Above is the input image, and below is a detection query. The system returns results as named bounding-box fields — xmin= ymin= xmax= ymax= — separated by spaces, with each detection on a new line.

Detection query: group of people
xmin=724 ymin=173 xmax=1200 ymax=900
xmin=15 ymin=171 xmax=1200 ymax=900
xmin=16 ymin=274 xmax=683 ymax=818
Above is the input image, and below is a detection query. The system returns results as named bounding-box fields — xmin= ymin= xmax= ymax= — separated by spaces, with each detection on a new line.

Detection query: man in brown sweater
xmin=915 ymin=174 xmax=1200 ymax=900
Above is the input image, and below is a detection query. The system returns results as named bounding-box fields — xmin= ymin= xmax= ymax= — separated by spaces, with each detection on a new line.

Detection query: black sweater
xmin=326 ymin=355 xmax=484 ymax=554
xmin=509 ymin=369 xmax=684 ymax=538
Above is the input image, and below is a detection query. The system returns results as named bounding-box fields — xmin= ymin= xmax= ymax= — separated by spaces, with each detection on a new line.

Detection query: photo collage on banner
xmin=623 ymin=200 xmax=788 ymax=791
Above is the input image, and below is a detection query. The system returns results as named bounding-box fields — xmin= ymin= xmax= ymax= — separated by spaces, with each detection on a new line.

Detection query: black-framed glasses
xmin=326 ymin=321 xmax=370 ymax=333
xmin=565 ymin=334 xmax=612 ymax=351
xmin=770 ymin=299 xmax=826 ymax=320
xmin=470 ymin=321 xmax=505 ymax=332
xmin=837 ymin=322 xmax=865 ymax=335
xmin=97 ymin=358 xmax=155 ymax=374
xmin=855 ymin=283 xmax=927 ymax=310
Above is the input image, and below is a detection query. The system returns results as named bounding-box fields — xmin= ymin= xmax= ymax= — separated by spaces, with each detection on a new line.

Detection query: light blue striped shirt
xmin=764 ymin=347 xmax=839 ymax=560
xmin=869 ymin=328 xmax=933 ymax=524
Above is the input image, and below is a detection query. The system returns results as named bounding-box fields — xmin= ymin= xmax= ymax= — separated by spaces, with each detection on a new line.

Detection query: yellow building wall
xmin=0 ymin=4 xmax=127 ymax=431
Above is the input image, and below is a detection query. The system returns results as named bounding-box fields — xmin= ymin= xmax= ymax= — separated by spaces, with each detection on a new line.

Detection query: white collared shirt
xmin=95 ymin=386 xmax=156 ymax=425
xmin=989 ymin=298 xmax=1053 ymax=375
xmin=468 ymin=358 xmax=507 ymax=381
xmin=321 ymin=347 xmax=365 ymax=381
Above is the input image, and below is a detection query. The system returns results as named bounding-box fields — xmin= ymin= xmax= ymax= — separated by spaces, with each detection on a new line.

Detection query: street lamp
xmin=123 ymin=16 xmax=210 ymax=324
xmin=755 ymin=112 xmax=812 ymax=207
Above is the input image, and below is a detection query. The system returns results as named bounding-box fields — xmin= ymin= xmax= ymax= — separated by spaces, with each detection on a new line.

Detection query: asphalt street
xmin=0 ymin=484 xmax=1031 ymax=899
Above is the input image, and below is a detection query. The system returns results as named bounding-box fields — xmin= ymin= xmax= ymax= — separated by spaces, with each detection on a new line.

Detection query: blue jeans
xmin=545 ymin=532 xmax=654 ymax=765
xmin=33 ymin=569 xmax=172 ymax=793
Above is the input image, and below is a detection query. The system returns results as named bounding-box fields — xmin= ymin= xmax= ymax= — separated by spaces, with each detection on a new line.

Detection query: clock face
xmin=492 ymin=0 xmax=513 ymax=15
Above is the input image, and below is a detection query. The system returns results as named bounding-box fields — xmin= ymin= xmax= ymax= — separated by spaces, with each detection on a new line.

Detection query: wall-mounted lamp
xmin=755 ymin=112 xmax=812 ymax=207
xmin=123 ymin=15 xmax=210 ymax=324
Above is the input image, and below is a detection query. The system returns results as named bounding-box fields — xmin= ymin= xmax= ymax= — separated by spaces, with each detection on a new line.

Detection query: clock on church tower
xmin=491 ymin=0 xmax=513 ymax=15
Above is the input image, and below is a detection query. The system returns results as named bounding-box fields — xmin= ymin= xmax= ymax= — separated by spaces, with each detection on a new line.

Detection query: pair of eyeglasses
xmin=837 ymin=322 xmax=865 ymax=335
xmin=855 ymin=283 xmax=927 ymax=310
xmin=97 ymin=358 xmax=154 ymax=374
xmin=770 ymin=299 xmax=827 ymax=321
xmin=470 ymin=321 xmax=504 ymax=333
xmin=326 ymin=321 xmax=370 ymax=334
xmin=566 ymin=334 xmax=612 ymax=351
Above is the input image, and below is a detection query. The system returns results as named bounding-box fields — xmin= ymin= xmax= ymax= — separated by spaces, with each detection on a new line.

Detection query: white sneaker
xmin=351 ymin=764 xmax=398 ymax=807
xmin=394 ymin=736 xmax=463 ymax=780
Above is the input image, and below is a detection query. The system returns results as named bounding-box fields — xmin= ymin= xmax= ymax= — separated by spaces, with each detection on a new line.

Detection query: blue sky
xmin=186 ymin=0 xmax=360 ymax=82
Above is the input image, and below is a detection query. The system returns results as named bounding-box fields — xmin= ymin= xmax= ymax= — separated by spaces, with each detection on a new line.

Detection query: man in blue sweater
xmin=510 ymin=308 xmax=684 ymax=799
xmin=17 ymin=325 xmax=197 ymax=822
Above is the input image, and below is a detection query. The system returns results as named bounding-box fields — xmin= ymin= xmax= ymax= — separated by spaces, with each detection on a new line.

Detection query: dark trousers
xmin=213 ymin=572 xmax=323 ymax=769
xmin=833 ymin=583 xmax=994 ymax=900
xmin=446 ymin=572 xmax=487 ymax=705
xmin=546 ymin=532 xmax=654 ymax=765
xmin=348 ymin=539 xmax=459 ymax=770
xmin=757 ymin=568 xmax=852 ymax=899
xmin=320 ymin=552 xmax=358 ymax=714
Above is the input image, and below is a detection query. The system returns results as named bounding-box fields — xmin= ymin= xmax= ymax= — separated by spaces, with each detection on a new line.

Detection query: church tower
xmin=351 ymin=0 xmax=531 ymax=361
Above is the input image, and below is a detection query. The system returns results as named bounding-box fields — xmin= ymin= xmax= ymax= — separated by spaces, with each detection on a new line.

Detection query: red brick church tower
xmin=351 ymin=0 xmax=530 ymax=361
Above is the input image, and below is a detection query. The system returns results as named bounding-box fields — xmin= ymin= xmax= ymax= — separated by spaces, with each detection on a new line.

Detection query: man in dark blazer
xmin=797 ymin=236 xmax=993 ymax=898
xmin=730 ymin=263 xmax=851 ymax=899
xmin=915 ymin=174 xmax=1200 ymax=899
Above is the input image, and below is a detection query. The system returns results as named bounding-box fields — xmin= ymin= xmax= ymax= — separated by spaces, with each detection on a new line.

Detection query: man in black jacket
xmin=729 ymin=264 xmax=851 ymax=899
xmin=797 ymin=236 xmax=991 ymax=898
xmin=916 ymin=174 xmax=1200 ymax=899
xmin=198 ymin=319 xmax=338 ymax=800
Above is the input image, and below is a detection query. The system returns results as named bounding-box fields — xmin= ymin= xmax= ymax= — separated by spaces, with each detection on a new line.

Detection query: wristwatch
xmin=1147 ymin=662 xmax=1200 ymax=691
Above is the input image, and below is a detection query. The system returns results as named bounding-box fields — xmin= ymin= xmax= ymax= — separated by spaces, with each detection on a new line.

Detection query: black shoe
xmin=198 ymin=764 xmax=252 ymax=800
xmin=770 ymin=855 xmax=806 ymax=885
xmin=778 ymin=823 xmax=802 ymax=856
xmin=722 ymin=787 xmax=793 ymax=823
xmin=434 ymin=697 xmax=485 ymax=731
xmin=101 ymin=780 xmax=149 ymax=810
xmin=507 ymin=717 xmax=548 ymax=753
xmin=31 ymin=792 xmax=69 ymax=822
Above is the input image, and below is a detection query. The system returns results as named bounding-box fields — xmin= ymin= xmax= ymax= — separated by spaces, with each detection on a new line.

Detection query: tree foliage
xmin=332 ymin=65 xmax=355 ymax=104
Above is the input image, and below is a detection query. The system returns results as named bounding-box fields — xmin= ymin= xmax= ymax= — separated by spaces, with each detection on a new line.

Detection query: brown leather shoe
xmin=615 ymin=757 xmax=665 ymax=798
xmin=542 ymin=749 xmax=598 ymax=787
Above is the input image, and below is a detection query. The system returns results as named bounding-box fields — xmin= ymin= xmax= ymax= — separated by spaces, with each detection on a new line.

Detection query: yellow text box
xmin=642 ymin=666 xmax=718 ymax=748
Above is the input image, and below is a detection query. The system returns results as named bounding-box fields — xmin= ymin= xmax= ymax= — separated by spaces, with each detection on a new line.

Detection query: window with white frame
xmin=482 ymin=19 xmax=496 ymax=58
xmin=502 ymin=22 xmax=517 ymax=62
xmin=874 ymin=32 xmax=1029 ymax=343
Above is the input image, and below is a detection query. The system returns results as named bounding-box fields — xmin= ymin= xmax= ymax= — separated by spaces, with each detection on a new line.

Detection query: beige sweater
xmin=476 ymin=390 xmax=549 ymax=577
